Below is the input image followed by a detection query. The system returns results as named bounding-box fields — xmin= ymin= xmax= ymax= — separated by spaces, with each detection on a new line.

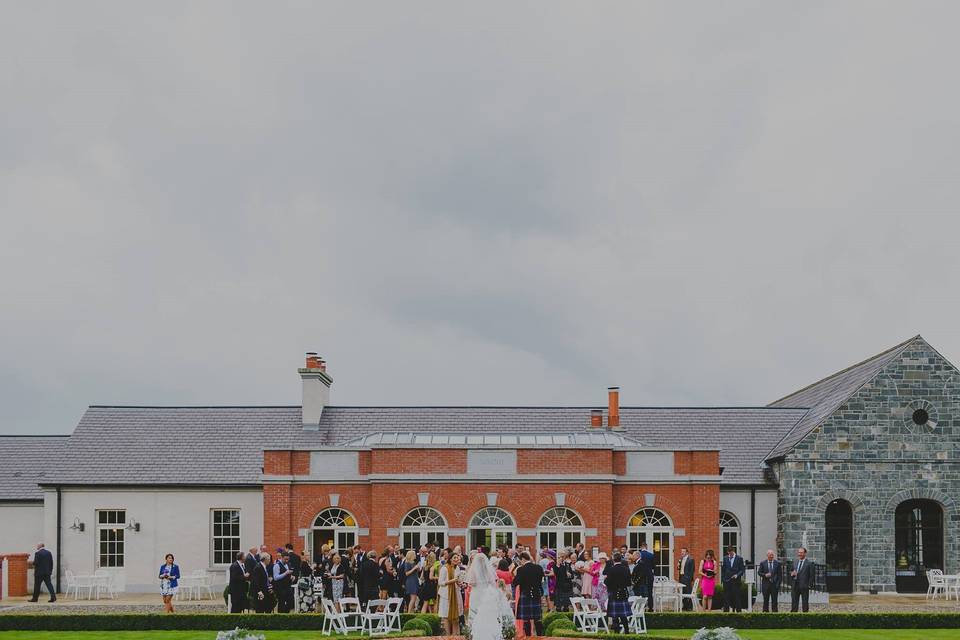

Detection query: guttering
xmin=56 ymin=487 xmax=62 ymax=594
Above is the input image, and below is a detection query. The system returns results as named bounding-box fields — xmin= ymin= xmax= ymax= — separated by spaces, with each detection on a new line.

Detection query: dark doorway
xmin=825 ymin=499 xmax=854 ymax=593
xmin=895 ymin=499 xmax=944 ymax=593
xmin=469 ymin=529 xmax=513 ymax=551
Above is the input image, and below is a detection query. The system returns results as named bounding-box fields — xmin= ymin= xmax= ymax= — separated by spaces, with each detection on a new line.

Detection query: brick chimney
xmin=607 ymin=386 xmax=620 ymax=428
xmin=299 ymin=352 xmax=333 ymax=430
xmin=590 ymin=409 xmax=603 ymax=428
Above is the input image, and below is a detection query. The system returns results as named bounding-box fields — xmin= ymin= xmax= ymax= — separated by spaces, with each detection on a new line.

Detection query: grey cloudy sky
xmin=4 ymin=1 xmax=960 ymax=435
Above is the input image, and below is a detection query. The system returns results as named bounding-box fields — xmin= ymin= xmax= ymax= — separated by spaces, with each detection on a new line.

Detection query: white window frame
xmin=468 ymin=507 xmax=516 ymax=549
xmin=400 ymin=507 xmax=448 ymax=549
xmin=719 ymin=510 xmax=741 ymax=556
xmin=95 ymin=509 xmax=126 ymax=568
xmin=537 ymin=507 xmax=585 ymax=550
xmin=312 ymin=507 xmax=360 ymax=554
xmin=626 ymin=507 xmax=673 ymax=577
xmin=211 ymin=508 xmax=242 ymax=566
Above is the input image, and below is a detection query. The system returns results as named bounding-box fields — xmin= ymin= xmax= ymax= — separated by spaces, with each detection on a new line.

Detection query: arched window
xmin=400 ymin=507 xmax=448 ymax=550
xmin=627 ymin=507 xmax=673 ymax=577
xmin=311 ymin=508 xmax=359 ymax=562
xmin=719 ymin=511 xmax=741 ymax=556
xmin=895 ymin=499 xmax=944 ymax=593
xmin=468 ymin=507 xmax=516 ymax=551
xmin=537 ymin=507 xmax=584 ymax=550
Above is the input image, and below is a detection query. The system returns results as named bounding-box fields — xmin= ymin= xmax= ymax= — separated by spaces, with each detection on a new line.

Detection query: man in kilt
xmin=603 ymin=552 xmax=633 ymax=632
xmin=514 ymin=552 xmax=545 ymax=636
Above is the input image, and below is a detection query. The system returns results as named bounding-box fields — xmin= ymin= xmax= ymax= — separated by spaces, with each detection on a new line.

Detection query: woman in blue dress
xmin=158 ymin=553 xmax=180 ymax=613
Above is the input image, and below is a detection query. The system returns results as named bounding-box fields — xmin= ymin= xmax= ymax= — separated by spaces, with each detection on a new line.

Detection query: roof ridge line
xmin=763 ymin=335 xmax=921 ymax=460
xmin=767 ymin=334 xmax=919 ymax=407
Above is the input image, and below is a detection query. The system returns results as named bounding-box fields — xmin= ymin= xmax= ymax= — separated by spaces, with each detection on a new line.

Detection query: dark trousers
xmin=723 ymin=579 xmax=742 ymax=612
xmin=762 ymin=582 xmax=778 ymax=612
xmin=611 ymin=615 xmax=628 ymax=632
xmin=791 ymin=586 xmax=809 ymax=612
xmin=32 ymin=573 xmax=55 ymax=601
xmin=522 ymin=620 xmax=544 ymax=636
xmin=681 ymin=581 xmax=693 ymax=611
xmin=636 ymin=581 xmax=654 ymax=611
xmin=229 ymin=590 xmax=248 ymax=613
xmin=254 ymin=590 xmax=273 ymax=613
xmin=277 ymin=587 xmax=294 ymax=613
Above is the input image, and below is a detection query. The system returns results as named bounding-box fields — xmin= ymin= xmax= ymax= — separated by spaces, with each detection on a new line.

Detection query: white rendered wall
xmin=719 ymin=489 xmax=778 ymax=564
xmin=0 ymin=503 xmax=44 ymax=555
xmin=45 ymin=488 xmax=263 ymax=593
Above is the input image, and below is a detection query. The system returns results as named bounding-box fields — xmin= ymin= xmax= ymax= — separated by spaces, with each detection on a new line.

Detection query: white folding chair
xmin=338 ymin=596 xmax=363 ymax=632
xmin=322 ymin=598 xmax=350 ymax=635
xmin=627 ymin=596 xmax=647 ymax=634
xmin=197 ymin=571 xmax=214 ymax=600
xmin=680 ymin=577 xmax=700 ymax=611
xmin=384 ymin=597 xmax=404 ymax=631
xmin=75 ymin=574 xmax=96 ymax=600
xmin=64 ymin=570 xmax=79 ymax=600
xmin=582 ymin=598 xmax=610 ymax=633
xmin=570 ymin=597 xmax=588 ymax=630
xmin=927 ymin=570 xmax=947 ymax=600
xmin=361 ymin=599 xmax=390 ymax=635
xmin=93 ymin=570 xmax=115 ymax=600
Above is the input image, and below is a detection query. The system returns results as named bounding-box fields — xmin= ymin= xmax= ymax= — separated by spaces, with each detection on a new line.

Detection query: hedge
xmin=402 ymin=618 xmax=434 ymax=635
xmin=549 ymin=632 xmax=685 ymax=640
xmin=544 ymin=617 xmax=577 ymax=637
xmin=525 ymin=611 xmax=960 ymax=630
xmin=0 ymin=612 xmax=439 ymax=632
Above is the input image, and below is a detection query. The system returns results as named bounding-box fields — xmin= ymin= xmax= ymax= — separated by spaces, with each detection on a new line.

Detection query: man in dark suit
xmin=229 ymin=551 xmax=250 ymax=613
xmin=758 ymin=549 xmax=782 ymax=612
xmin=639 ymin=543 xmax=656 ymax=611
xmin=244 ymin=546 xmax=259 ymax=611
xmin=251 ymin=552 xmax=273 ymax=613
xmin=28 ymin=542 xmax=56 ymax=603
xmin=285 ymin=543 xmax=301 ymax=577
xmin=514 ymin=552 xmax=545 ymax=637
xmin=357 ymin=550 xmax=381 ymax=608
xmin=603 ymin=552 xmax=633 ymax=632
xmin=790 ymin=547 xmax=814 ymax=613
xmin=678 ymin=547 xmax=695 ymax=611
xmin=721 ymin=546 xmax=745 ymax=612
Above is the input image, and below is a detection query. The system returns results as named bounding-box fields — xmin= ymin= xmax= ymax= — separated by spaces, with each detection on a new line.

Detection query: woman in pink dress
xmin=592 ymin=553 xmax=608 ymax=609
xmin=699 ymin=549 xmax=717 ymax=611
xmin=577 ymin=551 xmax=594 ymax=597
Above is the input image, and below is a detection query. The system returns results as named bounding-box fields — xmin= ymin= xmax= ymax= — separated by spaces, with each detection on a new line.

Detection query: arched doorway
xmin=311 ymin=507 xmax=359 ymax=563
xmin=626 ymin=507 xmax=673 ymax=577
xmin=537 ymin=507 xmax=584 ymax=550
xmin=825 ymin=499 xmax=854 ymax=593
xmin=468 ymin=507 xmax=515 ymax=550
xmin=895 ymin=499 xmax=944 ymax=593
xmin=400 ymin=507 xmax=448 ymax=549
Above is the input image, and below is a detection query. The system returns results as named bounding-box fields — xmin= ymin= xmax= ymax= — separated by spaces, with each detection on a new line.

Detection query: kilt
xmin=607 ymin=597 xmax=631 ymax=618
xmin=516 ymin=594 xmax=543 ymax=620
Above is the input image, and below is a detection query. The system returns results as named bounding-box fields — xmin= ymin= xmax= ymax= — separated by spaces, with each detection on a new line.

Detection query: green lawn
xmin=4 ymin=632 xmax=960 ymax=640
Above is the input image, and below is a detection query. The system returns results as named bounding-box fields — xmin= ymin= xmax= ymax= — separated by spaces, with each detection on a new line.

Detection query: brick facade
xmin=263 ymin=447 xmax=720 ymax=574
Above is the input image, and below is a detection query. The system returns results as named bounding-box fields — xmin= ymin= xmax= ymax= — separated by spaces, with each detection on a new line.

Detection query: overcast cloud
xmin=4 ymin=1 xmax=960 ymax=435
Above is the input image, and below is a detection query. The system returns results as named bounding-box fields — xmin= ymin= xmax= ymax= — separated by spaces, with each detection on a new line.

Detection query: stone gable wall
xmin=777 ymin=338 xmax=960 ymax=592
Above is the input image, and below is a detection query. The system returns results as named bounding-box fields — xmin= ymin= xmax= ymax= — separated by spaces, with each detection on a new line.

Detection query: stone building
xmin=0 ymin=335 xmax=956 ymax=594
xmin=768 ymin=335 xmax=960 ymax=593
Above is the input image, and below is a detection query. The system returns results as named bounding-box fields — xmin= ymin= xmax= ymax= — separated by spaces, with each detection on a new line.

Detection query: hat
xmin=598 ymin=552 xmax=609 ymax=560
xmin=544 ymin=549 xmax=556 ymax=559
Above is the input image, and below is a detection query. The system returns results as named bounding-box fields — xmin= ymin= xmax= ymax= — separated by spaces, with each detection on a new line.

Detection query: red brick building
xmin=260 ymin=356 xmax=724 ymax=576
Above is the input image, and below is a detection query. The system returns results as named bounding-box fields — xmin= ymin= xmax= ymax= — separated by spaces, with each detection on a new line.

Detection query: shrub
xmin=549 ymin=632 xmax=686 ymax=640
xmin=402 ymin=617 xmax=433 ymax=635
xmin=544 ymin=617 xmax=576 ymax=637
xmin=542 ymin=611 xmax=571 ymax=631
xmin=415 ymin=613 xmax=441 ymax=635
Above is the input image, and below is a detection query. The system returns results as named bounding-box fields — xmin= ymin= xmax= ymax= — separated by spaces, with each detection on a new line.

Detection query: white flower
xmin=692 ymin=627 xmax=743 ymax=640
xmin=215 ymin=628 xmax=266 ymax=640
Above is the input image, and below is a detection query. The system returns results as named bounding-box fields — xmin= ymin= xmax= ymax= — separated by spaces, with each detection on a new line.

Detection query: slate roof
xmin=0 ymin=435 xmax=69 ymax=501
xmin=764 ymin=335 xmax=919 ymax=459
xmin=33 ymin=404 xmax=808 ymax=491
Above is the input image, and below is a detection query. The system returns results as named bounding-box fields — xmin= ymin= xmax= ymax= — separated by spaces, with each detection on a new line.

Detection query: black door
xmin=825 ymin=500 xmax=853 ymax=593
xmin=895 ymin=499 xmax=944 ymax=593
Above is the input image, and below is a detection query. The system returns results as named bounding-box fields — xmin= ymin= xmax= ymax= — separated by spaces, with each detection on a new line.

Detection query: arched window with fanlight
xmin=627 ymin=507 xmax=673 ymax=577
xmin=719 ymin=511 xmax=741 ymax=556
xmin=537 ymin=507 xmax=584 ymax=550
xmin=468 ymin=507 xmax=516 ymax=551
xmin=400 ymin=507 xmax=448 ymax=549
xmin=311 ymin=507 xmax=359 ymax=562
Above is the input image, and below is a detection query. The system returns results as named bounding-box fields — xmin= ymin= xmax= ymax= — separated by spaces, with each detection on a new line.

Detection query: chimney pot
xmin=590 ymin=409 xmax=603 ymax=428
xmin=607 ymin=386 xmax=620 ymax=428
xmin=305 ymin=352 xmax=320 ymax=368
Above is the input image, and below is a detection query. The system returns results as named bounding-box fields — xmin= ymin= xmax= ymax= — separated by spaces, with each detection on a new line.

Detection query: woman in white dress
xmin=438 ymin=552 xmax=465 ymax=635
xmin=466 ymin=551 xmax=515 ymax=640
